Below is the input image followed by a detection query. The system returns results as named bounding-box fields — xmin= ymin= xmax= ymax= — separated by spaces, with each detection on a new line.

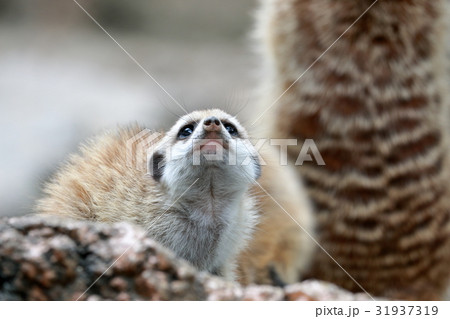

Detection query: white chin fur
xmin=160 ymin=138 xmax=259 ymax=198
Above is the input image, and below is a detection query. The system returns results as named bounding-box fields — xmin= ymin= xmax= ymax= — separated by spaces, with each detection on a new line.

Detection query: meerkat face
xmin=149 ymin=109 xmax=261 ymax=189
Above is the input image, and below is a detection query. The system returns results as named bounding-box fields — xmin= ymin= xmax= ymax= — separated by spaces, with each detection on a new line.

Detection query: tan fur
xmin=36 ymin=125 xmax=157 ymax=224
xmin=257 ymin=0 xmax=450 ymax=300
xmin=36 ymin=110 xmax=315 ymax=285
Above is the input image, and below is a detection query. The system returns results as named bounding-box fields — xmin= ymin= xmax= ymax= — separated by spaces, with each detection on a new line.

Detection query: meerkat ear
xmin=148 ymin=150 xmax=165 ymax=182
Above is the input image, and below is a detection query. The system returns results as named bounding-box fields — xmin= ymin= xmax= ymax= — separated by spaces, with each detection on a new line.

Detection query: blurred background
xmin=0 ymin=0 xmax=258 ymax=216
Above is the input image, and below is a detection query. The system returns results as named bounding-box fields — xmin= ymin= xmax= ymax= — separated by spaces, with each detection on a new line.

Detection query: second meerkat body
xmin=258 ymin=0 xmax=450 ymax=299
xmin=36 ymin=109 xmax=315 ymax=284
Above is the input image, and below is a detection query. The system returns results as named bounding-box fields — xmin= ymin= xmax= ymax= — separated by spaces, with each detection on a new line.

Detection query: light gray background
xmin=0 ymin=0 xmax=259 ymax=216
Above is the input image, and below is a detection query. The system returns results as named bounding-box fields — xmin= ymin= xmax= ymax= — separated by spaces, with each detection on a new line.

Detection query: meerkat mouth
xmin=200 ymin=139 xmax=225 ymax=154
xmin=197 ymin=130 xmax=230 ymax=153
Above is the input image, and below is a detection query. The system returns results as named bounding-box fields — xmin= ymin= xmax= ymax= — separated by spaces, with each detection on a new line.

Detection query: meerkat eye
xmin=224 ymin=123 xmax=239 ymax=136
xmin=177 ymin=124 xmax=195 ymax=140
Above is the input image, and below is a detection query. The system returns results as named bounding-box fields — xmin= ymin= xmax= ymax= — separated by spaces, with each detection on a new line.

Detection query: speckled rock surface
xmin=0 ymin=216 xmax=374 ymax=301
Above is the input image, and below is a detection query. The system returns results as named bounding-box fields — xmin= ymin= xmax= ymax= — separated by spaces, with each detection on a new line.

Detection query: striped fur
xmin=258 ymin=0 xmax=450 ymax=300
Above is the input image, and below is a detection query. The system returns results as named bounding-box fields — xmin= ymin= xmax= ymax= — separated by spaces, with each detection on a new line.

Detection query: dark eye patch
xmin=177 ymin=123 xmax=196 ymax=140
xmin=223 ymin=122 xmax=239 ymax=137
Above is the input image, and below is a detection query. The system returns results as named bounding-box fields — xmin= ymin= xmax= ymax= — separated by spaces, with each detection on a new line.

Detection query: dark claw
xmin=269 ymin=265 xmax=286 ymax=287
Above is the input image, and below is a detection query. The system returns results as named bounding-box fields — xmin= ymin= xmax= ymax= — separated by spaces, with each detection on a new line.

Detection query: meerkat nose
xmin=203 ymin=116 xmax=221 ymax=132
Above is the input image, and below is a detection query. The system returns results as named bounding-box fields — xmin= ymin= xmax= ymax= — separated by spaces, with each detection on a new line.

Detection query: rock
xmin=284 ymin=281 xmax=375 ymax=301
xmin=0 ymin=216 xmax=375 ymax=301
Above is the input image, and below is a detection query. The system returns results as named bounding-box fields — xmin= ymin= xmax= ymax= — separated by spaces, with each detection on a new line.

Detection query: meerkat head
xmin=149 ymin=109 xmax=261 ymax=193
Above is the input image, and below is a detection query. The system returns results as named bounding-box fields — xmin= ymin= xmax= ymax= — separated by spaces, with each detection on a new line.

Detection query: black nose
xmin=204 ymin=116 xmax=221 ymax=126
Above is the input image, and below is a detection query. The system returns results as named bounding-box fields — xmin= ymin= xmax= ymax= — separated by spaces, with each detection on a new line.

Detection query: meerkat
xmin=237 ymin=143 xmax=315 ymax=285
xmin=257 ymin=0 xmax=450 ymax=300
xmin=36 ymin=109 xmax=315 ymax=284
